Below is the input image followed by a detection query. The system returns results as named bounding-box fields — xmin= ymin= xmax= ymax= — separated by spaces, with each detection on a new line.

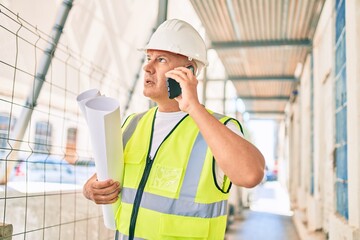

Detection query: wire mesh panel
xmin=0 ymin=2 xmax=134 ymax=239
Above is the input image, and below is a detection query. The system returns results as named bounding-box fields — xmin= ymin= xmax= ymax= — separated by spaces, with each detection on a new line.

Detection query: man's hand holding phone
xmin=165 ymin=65 xmax=202 ymax=113
xmin=166 ymin=65 xmax=195 ymax=99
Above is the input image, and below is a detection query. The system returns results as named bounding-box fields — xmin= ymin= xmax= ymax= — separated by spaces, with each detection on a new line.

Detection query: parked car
xmin=265 ymin=166 xmax=278 ymax=181
xmin=10 ymin=154 xmax=95 ymax=184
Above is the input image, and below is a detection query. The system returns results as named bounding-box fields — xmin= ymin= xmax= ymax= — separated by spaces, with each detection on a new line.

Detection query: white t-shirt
xmin=150 ymin=110 xmax=243 ymax=188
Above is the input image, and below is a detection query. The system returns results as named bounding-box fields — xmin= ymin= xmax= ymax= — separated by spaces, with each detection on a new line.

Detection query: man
xmin=83 ymin=19 xmax=265 ymax=240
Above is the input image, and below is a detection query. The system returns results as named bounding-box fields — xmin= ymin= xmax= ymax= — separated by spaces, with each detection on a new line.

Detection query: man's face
xmin=143 ymin=50 xmax=190 ymax=102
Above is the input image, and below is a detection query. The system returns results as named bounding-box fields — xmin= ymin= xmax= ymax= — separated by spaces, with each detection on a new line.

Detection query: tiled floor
xmin=225 ymin=181 xmax=300 ymax=240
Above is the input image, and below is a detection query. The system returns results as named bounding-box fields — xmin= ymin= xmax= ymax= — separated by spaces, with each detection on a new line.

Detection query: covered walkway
xmin=227 ymin=210 xmax=299 ymax=240
xmin=226 ymin=181 xmax=301 ymax=240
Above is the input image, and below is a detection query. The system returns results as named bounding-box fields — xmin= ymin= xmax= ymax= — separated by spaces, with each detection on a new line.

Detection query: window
xmin=34 ymin=121 xmax=52 ymax=153
xmin=0 ymin=114 xmax=10 ymax=153
xmin=334 ymin=0 xmax=348 ymax=220
xmin=310 ymin=54 xmax=315 ymax=195
xmin=0 ymin=114 xmax=16 ymax=154
xmin=65 ymin=127 xmax=77 ymax=163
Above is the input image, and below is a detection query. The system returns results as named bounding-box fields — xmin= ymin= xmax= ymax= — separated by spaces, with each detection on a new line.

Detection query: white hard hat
xmin=141 ymin=19 xmax=208 ymax=74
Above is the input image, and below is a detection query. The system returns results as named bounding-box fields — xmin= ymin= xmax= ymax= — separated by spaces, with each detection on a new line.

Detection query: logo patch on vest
xmin=150 ymin=165 xmax=182 ymax=193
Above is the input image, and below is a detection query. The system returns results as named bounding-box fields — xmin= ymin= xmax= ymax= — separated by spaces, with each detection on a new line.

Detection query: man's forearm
xmin=188 ymin=104 xmax=265 ymax=187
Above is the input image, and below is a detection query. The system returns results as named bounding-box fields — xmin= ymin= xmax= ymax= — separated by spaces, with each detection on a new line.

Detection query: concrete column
xmin=346 ymin=0 xmax=360 ymax=229
xmin=308 ymin=0 xmax=334 ymax=232
xmin=289 ymin=101 xmax=301 ymax=205
xmin=298 ymin=55 xmax=312 ymax=210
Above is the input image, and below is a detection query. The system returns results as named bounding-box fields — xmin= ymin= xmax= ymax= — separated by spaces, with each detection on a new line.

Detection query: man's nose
xmin=143 ymin=62 xmax=155 ymax=74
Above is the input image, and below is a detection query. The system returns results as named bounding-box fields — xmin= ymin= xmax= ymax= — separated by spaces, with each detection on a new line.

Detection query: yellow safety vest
xmin=115 ymin=107 xmax=243 ymax=240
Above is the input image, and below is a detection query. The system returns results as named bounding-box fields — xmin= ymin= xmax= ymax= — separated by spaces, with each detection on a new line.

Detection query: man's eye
xmin=146 ymin=57 xmax=151 ymax=62
xmin=158 ymin=57 xmax=166 ymax=63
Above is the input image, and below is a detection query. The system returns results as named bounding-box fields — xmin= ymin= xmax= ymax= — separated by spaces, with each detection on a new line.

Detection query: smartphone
xmin=167 ymin=65 xmax=195 ymax=99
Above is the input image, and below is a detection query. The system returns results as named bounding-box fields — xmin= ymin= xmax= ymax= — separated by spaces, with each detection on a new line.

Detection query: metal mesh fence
xmin=0 ymin=3 xmax=123 ymax=239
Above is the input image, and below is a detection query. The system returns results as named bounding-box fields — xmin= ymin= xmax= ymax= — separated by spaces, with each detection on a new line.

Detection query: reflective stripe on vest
xmin=122 ymin=112 xmax=146 ymax=146
xmin=122 ymin=188 xmax=227 ymax=218
xmin=180 ymin=130 xmax=208 ymax=198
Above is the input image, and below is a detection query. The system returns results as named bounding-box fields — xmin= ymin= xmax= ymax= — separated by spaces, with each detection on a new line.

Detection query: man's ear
xmin=192 ymin=61 xmax=198 ymax=74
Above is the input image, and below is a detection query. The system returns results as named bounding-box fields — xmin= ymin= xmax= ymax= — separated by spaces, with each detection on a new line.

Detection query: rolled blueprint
xmin=76 ymin=88 xmax=101 ymax=120
xmin=77 ymin=90 xmax=124 ymax=230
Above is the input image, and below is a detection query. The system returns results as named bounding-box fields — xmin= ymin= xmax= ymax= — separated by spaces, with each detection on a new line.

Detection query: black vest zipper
xmin=128 ymin=108 xmax=158 ymax=240
xmin=128 ymin=156 xmax=153 ymax=240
